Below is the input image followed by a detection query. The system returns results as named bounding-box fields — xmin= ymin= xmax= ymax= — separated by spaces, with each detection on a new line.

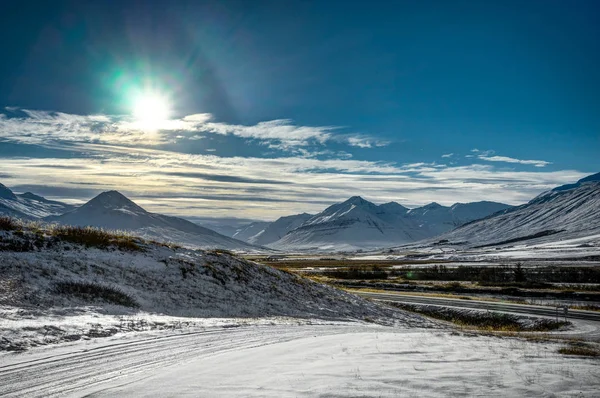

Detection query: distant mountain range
xmin=45 ymin=191 xmax=260 ymax=251
xmin=233 ymin=213 xmax=313 ymax=246
xmin=435 ymin=172 xmax=600 ymax=247
xmin=0 ymin=184 xmax=259 ymax=251
xmin=267 ymin=197 xmax=511 ymax=251
xmin=0 ymin=183 xmax=76 ymax=218
xmin=1 ymin=172 xmax=599 ymax=252
xmin=0 ymin=182 xmax=512 ymax=251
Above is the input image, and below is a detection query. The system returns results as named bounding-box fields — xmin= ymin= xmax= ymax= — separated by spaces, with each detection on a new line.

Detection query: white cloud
xmin=0 ymin=109 xmax=583 ymax=219
xmin=182 ymin=113 xmax=212 ymax=123
xmin=0 ymin=108 xmax=385 ymax=152
xmin=0 ymin=110 xmax=162 ymax=145
xmin=0 ymin=141 xmax=587 ymax=219
xmin=347 ymin=136 xmax=390 ymax=148
xmin=441 ymin=153 xmax=453 ymax=158
xmin=478 ymin=155 xmax=551 ymax=168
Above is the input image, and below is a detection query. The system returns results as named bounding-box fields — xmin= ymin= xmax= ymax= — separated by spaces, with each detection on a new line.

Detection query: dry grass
xmin=258 ymin=258 xmax=449 ymax=270
xmin=51 ymin=225 xmax=143 ymax=251
xmin=274 ymin=259 xmax=600 ymax=290
xmin=148 ymin=240 xmax=182 ymax=249
xmin=389 ymin=302 xmax=569 ymax=332
xmin=568 ymin=304 xmax=600 ymax=312
xmin=210 ymin=248 xmax=235 ymax=256
xmin=1 ymin=216 xmax=146 ymax=252
xmin=0 ymin=216 xmax=22 ymax=231
xmin=54 ymin=281 xmax=139 ymax=308
xmin=345 ymin=287 xmax=476 ymax=301
xmin=558 ymin=343 xmax=600 ymax=357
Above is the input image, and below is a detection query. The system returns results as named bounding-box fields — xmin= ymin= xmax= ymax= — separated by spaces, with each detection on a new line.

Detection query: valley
xmin=1 ymin=173 xmax=599 ymax=397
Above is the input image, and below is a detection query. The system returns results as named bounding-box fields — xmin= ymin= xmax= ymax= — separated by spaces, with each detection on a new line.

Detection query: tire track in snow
xmin=0 ymin=324 xmax=365 ymax=397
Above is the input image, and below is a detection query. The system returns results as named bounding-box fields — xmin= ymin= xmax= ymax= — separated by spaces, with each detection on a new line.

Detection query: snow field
xmin=2 ymin=324 xmax=597 ymax=397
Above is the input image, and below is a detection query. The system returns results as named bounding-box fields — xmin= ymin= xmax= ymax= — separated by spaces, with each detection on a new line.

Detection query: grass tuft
xmin=390 ymin=302 xmax=569 ymax=332
xmin=54 ymin=281 xmax=139 ymax=308
xmin=51 ymin=225 xmax=143 ymax=251
xmin=210 ymin=248 xmax=235 ymax=256
xmin=558 ymin=343 xmax=600 ymax=357
xmin=0 ymin=216 xmax=22 ymax=231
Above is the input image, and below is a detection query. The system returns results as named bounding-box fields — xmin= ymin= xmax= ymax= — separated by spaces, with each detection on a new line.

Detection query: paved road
xmin=358 ymin=291 xmax=600 ymax=322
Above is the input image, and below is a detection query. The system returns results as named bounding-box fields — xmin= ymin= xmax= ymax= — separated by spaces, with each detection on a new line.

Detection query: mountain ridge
xmin=46 ymin=190 xmax=262 ymax=251
xmin=0 ymin=183 xmax=76 ymax=218
xmin=268 ymin=196 xmax=511 ymax=251
xmin=436 ymin=173 xmax=600 ymax=247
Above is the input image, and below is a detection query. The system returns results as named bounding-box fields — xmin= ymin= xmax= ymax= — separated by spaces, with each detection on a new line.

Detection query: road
xmin=357 ymin=291 xmax=600 ymax=322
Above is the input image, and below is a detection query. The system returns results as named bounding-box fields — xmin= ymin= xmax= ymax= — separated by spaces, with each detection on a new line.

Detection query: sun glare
xmin=132 ymin=93 xmax=170 ymax=128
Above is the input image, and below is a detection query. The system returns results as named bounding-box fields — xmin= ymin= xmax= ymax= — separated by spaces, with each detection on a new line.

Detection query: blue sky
xmin=0 ymin=0 xmax=598 ymax=220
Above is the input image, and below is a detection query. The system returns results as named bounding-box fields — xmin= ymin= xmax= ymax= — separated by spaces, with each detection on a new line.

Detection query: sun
xmin=132 ymin=93 xmax=171 ymax=127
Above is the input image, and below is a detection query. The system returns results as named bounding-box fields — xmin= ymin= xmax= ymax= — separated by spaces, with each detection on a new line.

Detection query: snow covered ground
xmin=2 ymin=221 xmax=599 ymax=397
xmin=1 ymin=323 xmax=598 ymax=397
xmin=0 ymin=224 xmax=429 ymax=350
xmin=355 ymin=232 xmax=600 ymax=265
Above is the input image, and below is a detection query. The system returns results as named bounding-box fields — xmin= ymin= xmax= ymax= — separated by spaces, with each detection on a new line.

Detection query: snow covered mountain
xmin=228 ymin=214 xmax=314 ymax=246
xmin=438 ymin=172 xmax=600 ymax=247
xmin=405 ymin=201 xmax=512 ymax=236
xmin=231 ymin=221 xmax=271 ymax=242
xmin=46 ymin=191 xmax=262 ymax=251
xmin=0 ymin=183 xmax=76 ymax=218
xmin=247 ymin=213 xmax=313 ymax=246
xmin=270 ymin=197 xmax=424 ymax=251
xmin=270 ymin=197 xmax=510 ymax=251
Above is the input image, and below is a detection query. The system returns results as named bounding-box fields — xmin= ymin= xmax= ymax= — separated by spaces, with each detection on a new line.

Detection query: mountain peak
xmin=379 ymin=202 xmax=408 ymax=213
xmin=0 ymin=183 xmax=17 ymax=200
xmin=95 ymin=190 xmax=129 ymax=201
xmin=424 ymin=202 xmax=442 ymax=208
xmin=344 ymin=196 xmax=371 ymax=206
xmin=20 ymin=192 xmax=47 ymax=201
xmin=85 ymin=190 xmax=145 ymax=212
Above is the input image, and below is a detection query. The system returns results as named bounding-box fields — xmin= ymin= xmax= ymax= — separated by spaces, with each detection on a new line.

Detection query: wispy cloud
xmin=468 ymin=148 xmax=551 ymax=167
xmin=0 ymin=108 xmax=584 ymax=219
xmin=441 ymin=153 xmax=453 ymax=158
xmin=0 ymin=143 xmax=586 ymax=219
xmin=478 ymin=155 xmax=551 ymax=168
xmin=346 ymin=136 xmax=390 ymax=148
xmin=0 ymin=108 xmax=385 ymax=152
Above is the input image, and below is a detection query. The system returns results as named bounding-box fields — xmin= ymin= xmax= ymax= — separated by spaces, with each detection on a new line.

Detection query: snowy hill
xmin=46 ymin=191 xmax=262 ymax=251
xmin=248 ymin=213 xmax=313 ymax=246
xmin=270 ymin=197 xmax=425 ymax=251
xmin=438 ymin=172 xmax=600 ymax=247
xmin=0 ymin=221 xmax=423 ymax=350
xmin=232 ymin=221 xmax=271 ymax=242
xmin=228 ymin=213 xmax=314 ymax=246
xmin=0 ymin=183 xmax=76 ymax=218
xmin=270 ymin=197 xmax=511 ymax=251
xmin=405 ymin=201 xmax=511 ymax=236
